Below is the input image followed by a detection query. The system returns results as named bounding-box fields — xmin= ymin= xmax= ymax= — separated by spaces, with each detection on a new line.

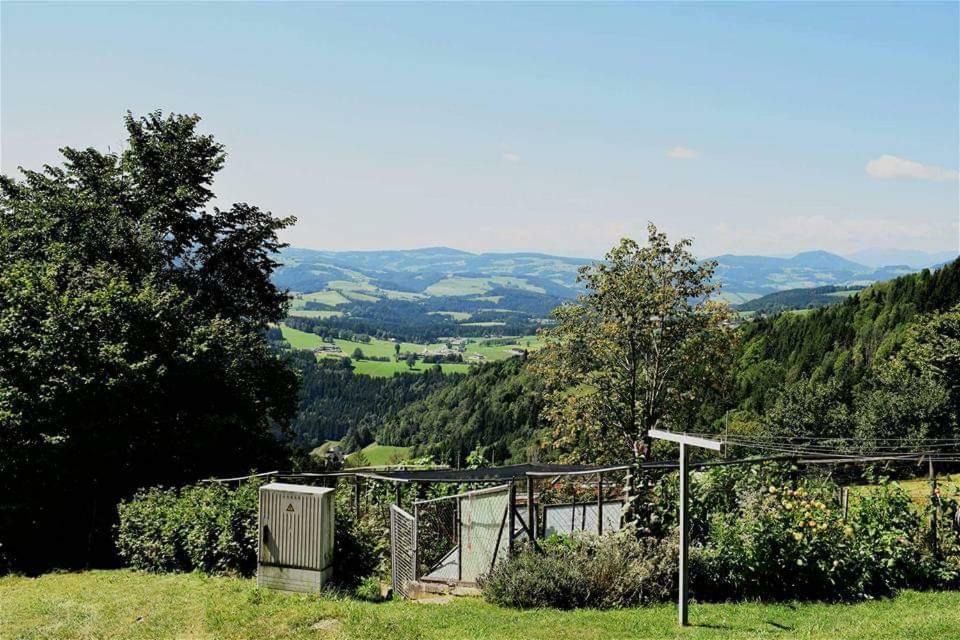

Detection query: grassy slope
xmin=278 ymin=325 xmax=540 ymax=378
xmin=346 ymin=442 xmax=413 ymax=466
xmin=3 ymin=571 xmax=959 ymax=640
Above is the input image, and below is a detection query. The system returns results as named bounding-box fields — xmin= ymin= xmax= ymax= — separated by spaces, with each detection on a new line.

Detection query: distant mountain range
xmin=274 ymin=246 xmax=957 ymax=306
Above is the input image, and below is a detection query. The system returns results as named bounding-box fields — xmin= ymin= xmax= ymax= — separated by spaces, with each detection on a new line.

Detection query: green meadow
xmin=3 ymin=570 xmax=958 ymax=640
xmin=345 ymin=442 xmax=413 ymax=466
xmin=278 ymin=325 xmax=541 ymax=377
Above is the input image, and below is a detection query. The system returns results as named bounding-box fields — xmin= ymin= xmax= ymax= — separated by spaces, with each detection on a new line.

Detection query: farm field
xmin=345 ymin=442 xmax=413 ymax=466
xmin=351 ymin=359 xmax=472 ymax=377
xmin=3 ymin=570 xmax=959 ymax=640
xmin=278 ymin=325 xmax=540 ymax=377
xmin=287 ymin=309 xmax=343 ymax=319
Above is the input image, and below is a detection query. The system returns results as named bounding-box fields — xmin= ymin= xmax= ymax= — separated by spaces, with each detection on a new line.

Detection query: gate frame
xmin=414 ymin=483 xmax=512 ymax=585
xmin=389 ymin=504 xmax=416 ymax=598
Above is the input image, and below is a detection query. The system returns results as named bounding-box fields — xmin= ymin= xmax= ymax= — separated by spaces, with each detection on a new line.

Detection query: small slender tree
xmin=535 ymin=223 xmax=735 ymax=467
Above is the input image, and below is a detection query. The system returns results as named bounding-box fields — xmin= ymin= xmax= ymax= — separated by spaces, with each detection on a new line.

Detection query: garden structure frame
xmin=277 ymin=463 xmax=630 ymax=598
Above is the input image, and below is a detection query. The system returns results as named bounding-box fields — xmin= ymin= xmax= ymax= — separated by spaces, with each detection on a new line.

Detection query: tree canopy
xmin=535 ymin=224 xmax=735 ymax=465
xmin=0 ymin=111 xmax=297 ymax=570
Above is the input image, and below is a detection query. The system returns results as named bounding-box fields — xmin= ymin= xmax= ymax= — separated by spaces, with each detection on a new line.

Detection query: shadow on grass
xmin=689 ymin=619 xmax=794 ymax=633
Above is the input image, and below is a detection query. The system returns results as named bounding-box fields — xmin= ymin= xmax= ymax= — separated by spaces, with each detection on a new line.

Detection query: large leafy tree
xmin=0 ymin=112 xmax=298 ymax=570
xmin=535 ymin=224 xmax=735 ymax=466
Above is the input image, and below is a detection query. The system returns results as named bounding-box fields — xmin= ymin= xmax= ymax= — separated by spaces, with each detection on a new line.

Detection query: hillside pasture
xmin=424 ymin=276 xmax=494 ymax=296
xmin=295 ymin=290 xmax=351 ymax=306
xmin=351 ymin=359 xmax=471 ymax=377
xmin=287 ymin=309 xmax=343 ymax=319
xmin=428 ymin=311 xmax=472 ymax=320
xmin=345 ymin=442 xmax=413 ymax=466
xmin=279 ymin=325 xmax=540 ymax=376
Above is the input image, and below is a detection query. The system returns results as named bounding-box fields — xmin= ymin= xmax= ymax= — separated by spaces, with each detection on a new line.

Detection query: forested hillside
xmin=736 ymin=285 xmax=864 ymax=315
xmin=369 ymin=260 xmax=960 ymax=462
xmin=376 ymin=358 xmax=544 ymax=465
xmin=735 ymin=259 xmax=960 ymax=414
xmin=285 ymin=350 xmax=458 ymax=450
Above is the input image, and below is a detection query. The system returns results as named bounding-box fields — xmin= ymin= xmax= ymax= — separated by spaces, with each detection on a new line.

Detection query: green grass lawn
xmin=346 ymin=442 xmax=413 ymax=466
xmin=280 ymin=324 xmax=326 ymax=350
xmin=851 ymin=475 xmax=960 ymax=504
xmin=3 ymin=570 xmax=959 ymax=640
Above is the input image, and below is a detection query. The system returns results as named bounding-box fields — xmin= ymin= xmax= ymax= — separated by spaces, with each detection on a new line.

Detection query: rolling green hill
xmin=736 ymin=285 xmax=865 ymax=315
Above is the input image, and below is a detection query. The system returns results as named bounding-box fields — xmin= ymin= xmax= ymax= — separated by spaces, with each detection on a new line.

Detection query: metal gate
xmin=390 ymin=504 xmax=416 ymax=598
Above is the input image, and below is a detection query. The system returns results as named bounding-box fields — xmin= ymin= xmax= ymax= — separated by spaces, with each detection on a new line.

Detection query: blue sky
xmin=2 ymin=2 xmax=958 ymax=258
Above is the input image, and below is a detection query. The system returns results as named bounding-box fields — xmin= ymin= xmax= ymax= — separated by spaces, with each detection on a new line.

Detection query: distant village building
xmin=313 ymin=344 xmax=343 ymax=355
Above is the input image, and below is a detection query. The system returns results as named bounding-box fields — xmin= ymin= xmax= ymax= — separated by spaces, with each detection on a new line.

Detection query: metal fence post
xmin=526 ymin=476 xmax=536 ymax=543
xmin=508 ymin=482 xmax=517 ymax=555
xmin=597 ymin=474 xmax=604 ymax=536
xmin=930 ymin=458 xmax=938 ymax=557
xmin=679 ymin=442 xmax=689 ymax=627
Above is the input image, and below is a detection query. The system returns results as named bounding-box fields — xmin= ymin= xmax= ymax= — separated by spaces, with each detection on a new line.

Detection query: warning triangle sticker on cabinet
xmin=285 ymin=503 xmax=295 ymax=512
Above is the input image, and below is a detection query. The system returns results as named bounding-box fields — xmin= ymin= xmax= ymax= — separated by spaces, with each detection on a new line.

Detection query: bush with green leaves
xmin=482 ymin=530 xmax=676 ymax=609
xmin=692 ymin=473 xmax=960 ymax=602
xmin=117 ymin=479 xmax=382 ymax=588
xmin=116 ymin=480 xmax=261 ymax=575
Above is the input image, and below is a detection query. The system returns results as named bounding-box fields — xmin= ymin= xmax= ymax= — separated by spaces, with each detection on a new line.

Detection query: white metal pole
xmin=647 ymin=429 xmax=723 ymax=628
xmin=679 ymin=441 xmax=689 ymax=626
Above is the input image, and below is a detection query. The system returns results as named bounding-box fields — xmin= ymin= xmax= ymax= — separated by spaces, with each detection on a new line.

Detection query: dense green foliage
xmin=536 ymin=226 xmax=735 ymax=467
xmin=736 ymin=260 xmax=960 ymax=410
xmin=0 ymin=112 xmax=298 ymax=571
xmin=485 ymin=465 xmax=960 ymax=609
xmin=376 ymin=358 xmax=543 ymax=465
xmin=116 ymin=480 xmax=262 ymax=575
xmin=114 ymin=479 xmax=382 ymax=590
xmin=284 ymin=350 xmax=457 ymax=450
xmin=691 ymin=471 xmax=958 ymax=601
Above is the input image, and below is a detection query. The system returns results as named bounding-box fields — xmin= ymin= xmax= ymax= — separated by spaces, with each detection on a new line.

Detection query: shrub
xmin=116 ymin=479 xmax=383 ymax=589
xmin=482 ymin=530 xmax=676 ymax=609
xmin=692 ymin=481 xmax=872 ymax=601
xmin=116 ymin=480 xmax=261 ymax=575
xmin=691 ymin=475 xmax=960 ymax=602
xmin=354 ymin=576 xmax=386 ymax=602
xmin=331 ymin=508 xmax=382 ymax=590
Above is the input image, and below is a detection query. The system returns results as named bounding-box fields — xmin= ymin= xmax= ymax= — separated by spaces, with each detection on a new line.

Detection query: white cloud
xmin=866 ymin=155 xmax=959 ymax=182
xmin=667 ymin=146 xmax=700 ymax=159
xmin=501 ymin=151 xmax=521 ymax=164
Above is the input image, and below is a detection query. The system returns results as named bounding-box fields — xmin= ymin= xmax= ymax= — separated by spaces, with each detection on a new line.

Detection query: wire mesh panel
xmin=390 ymin=505 xmax=416 ymax=598
xmin=415 ymin=484 xmax=511 ymax=585
xmin=543 ymin=500 xmax=623 ymax=537
xmin=415 ymin=496 xmax=459 ymax=581
xmin=459 ymin=486 xmax=511 ymax=583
